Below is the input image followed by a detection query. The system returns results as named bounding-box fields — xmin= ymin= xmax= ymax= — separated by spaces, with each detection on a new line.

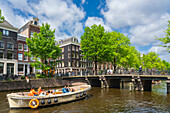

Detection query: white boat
xmin=7 ymin=84 xmax=91 ymax=109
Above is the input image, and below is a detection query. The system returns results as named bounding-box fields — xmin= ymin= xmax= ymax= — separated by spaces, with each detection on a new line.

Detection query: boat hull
xmin=7 ymin=85 xmax=91 ymax=109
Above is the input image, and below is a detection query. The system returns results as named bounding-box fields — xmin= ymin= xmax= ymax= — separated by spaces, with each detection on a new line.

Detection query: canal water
xmin=0 ymin=81 xmax=170 ymax=113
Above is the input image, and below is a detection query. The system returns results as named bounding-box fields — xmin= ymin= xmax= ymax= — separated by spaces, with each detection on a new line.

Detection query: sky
xmin=0 ymin=0 xmax=170 ymax=62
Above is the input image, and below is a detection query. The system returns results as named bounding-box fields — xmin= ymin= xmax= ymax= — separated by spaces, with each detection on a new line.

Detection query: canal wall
xmin=0 ymin=78 xmax=87 ymax=91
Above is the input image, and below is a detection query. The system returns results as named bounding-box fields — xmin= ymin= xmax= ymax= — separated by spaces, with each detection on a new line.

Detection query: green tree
xmin=0 ymin=9 xmax=5 ymax=38
xmin=142 ymin=52 xmax=161 ymax=70
xmin=120 ymin=46 xmax=142 ymax=70
xmin=108 ymin=31 xmax=131 ymax=72
xmin=158 ymin=21 xmax=170 ymax=53
xmin=80 ymin=24 xmax=110 ymax=75
xmin=25 ymin=23 xmax=61 ymax=76
xmin=0 ymin=9 xmax=4 ymax=23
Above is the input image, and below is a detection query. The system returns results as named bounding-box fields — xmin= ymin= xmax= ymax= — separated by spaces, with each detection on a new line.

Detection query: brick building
xmin=0 ymin=20 xmax=18 ymax=75
xmin=17 ymin=17 xmax=40 ymax=75
xmin=56 ymin=37 xmax=93 ymax=76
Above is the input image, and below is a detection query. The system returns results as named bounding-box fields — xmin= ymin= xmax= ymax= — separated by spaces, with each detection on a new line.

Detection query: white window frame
xmin=24 ymin=55 xmax=28 ymax=61
xmin=7 ymin=42 xmax=14 ymax=50
xmin=18 ymin=43 xmax=23 ymax=51
xmin=24 ymin=44 xmax=28 ymax=51
xmin=18 ymin=53 xmax=23 ymax=61
xmin=62 ymin=54 xmax=64 ymax=59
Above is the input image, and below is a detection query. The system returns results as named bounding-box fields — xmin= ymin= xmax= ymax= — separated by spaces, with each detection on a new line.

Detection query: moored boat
xmin=7 ymin=84 xmax=91 ymax=109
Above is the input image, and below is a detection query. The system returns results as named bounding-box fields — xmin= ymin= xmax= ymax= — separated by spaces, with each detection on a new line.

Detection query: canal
xmin=0 ymin=81 xmax=170 ymax=113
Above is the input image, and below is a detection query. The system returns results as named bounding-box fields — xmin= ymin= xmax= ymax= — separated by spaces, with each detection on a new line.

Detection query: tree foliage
xmin=108 ymin=31 xmax=133 ymax=71
xmin=80 ymin=24 xmax=110 ymax=74
xmin=142 ymin=52 xmax=161 ymax=69
xmin=0 ymin=9 xmax=4 ymax=23
xmin=81 ymin=24 xmax=169 ymax=75
xmin=158 ymin=20 xmax=170 ymax=53
xmin=25 ymin=23 xmax=61 ymax=76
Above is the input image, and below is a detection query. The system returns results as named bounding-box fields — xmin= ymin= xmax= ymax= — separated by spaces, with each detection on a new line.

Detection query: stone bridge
xmin=62 ymin=75 xmax=170 ymax=94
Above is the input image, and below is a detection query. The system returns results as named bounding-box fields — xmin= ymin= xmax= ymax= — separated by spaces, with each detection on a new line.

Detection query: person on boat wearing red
xmin=38 ymin=87 xmax=43 ymax=95
xmin=28 ymin=87 xmax=38 ymax=96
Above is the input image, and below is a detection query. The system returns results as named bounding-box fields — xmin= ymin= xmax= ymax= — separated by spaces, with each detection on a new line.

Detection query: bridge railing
xmin=62 ymin=69 xmax=170 ymax=76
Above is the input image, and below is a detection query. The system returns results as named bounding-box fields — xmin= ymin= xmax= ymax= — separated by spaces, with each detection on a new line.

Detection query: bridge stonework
xmin=167 ymin=77 xmax=170 ymax=94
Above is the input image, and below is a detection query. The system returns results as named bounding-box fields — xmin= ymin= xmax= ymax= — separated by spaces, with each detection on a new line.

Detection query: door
xmin=7 ymin=63 xmax=14 ymax=75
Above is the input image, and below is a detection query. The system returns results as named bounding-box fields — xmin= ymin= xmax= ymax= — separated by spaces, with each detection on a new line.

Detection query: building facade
xmin=56 ymin=37 xmax=93 ymax=76
xmin=17 ymin=17 xmax=40 ymax=75
xmin=0 ymin=20 xmax=18 ymax=75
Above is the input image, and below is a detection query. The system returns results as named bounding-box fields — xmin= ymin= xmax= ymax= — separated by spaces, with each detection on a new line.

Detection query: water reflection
xmin=1 ymin=81 xmax=170 ymax=113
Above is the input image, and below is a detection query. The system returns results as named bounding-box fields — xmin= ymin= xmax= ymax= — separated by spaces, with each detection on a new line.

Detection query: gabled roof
xmin=0 ymin=20 xmax=18 ymax=31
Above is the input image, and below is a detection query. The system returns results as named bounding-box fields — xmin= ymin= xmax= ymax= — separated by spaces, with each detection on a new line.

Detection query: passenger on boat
xmin=48 ymin=90 xmax=54 ymax=96
xmin=62 ymin=86 xmax=67 ymax=93
xmin=66 ymin=86 xmax=70 ymax=92
xmin=38 ymin=87 xmax=43 ymax=95
xmin=39 ymin=92 xmax=45 ymax=96
xmin=28 ymin=87 xmax=38 ymax=96
xmin=71 ymin=88 xmax=75 ymax=92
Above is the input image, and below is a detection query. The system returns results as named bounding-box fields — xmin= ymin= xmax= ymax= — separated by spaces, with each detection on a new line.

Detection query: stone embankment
xmin=0 ymin=78 xmax=87 ymax=91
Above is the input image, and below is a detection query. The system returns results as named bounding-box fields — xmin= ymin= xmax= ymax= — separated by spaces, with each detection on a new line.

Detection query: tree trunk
xmin=113 ymin=57 xmax=116 ymax=73
xmin=45 ymin=57 xmax=47 ymax=76
xmin=95 ymin=60 xmax=97 ymax=75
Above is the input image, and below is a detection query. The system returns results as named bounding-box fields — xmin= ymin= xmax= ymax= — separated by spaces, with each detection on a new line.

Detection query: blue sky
xmin=0 ymin=0 xmax=170 ymax=62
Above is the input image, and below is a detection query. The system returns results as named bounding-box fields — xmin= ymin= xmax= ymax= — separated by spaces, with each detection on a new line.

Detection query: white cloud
xmin=129 ymin=14 xmax=170 ymax=46
xmin=0 ymin=0 xmax=86 ymax=40
xmin=0 ymin=0 xmax=30 ymax=28
xmin=85 ymin=17 xmax=112 ymax=32
xmin=102 ymin=0 xmax=170 ymax=28
xmin=82 ymin=0 xmax=85 ymax=4
xmin=32 ymin=0 xmax=85 ymax=40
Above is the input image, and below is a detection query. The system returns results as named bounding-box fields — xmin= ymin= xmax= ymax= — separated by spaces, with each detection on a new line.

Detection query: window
xmin=24 ymin=55 xmax=28 ymax=61
xmin=7 ymin=52 xmax=13 ymax=59
xmin=62 ymin=48 xmax=64 ymax=52
xmin=3 ymin=30 xmax=5 ymax=35
xmin=30 ymin=32 xmax=33 ymax=38
xmin=68 ymin=53 xmax=71 ymax=58
xmin=76 ymin=61 xmax=79 ymax=67
xmin=62 ymin=54 xmax=64 ymax=59
xmin=0 ymin=51 xmax=3 ymax=58
xmin=76 ymin=53 xmax=78 ymax=59
xmin=18 ymin=53 xmax=23 ymax=60
xmin=18 ymin=43 xmax=23 ymax=50
xmin=72 ymin=46 xmax=75 ymax=51
xmin=72 ymin=60 xmax=75 ymax=67
xmin=2 ymin=30 xmax=9 ymax=36
xmin=34 ymin=21 xmax=37 ymax=25
xmin=18 ymin=64 xmax=24 ymax=72
xmin=0 ymin=41 xmax=4 ymax=48
xmin=76 ymin=46 xmax=78 ymax=51
xmin=7 ymin=42 xmax=13 ymax=50
xmin=0 ymin=63 xmax=4 ymax=74
xmin=24 ymin=44 xmax=28 ymax=51
xmin=68 ymin=46 xmax=70 ymax=51
xmin=6 ymin=30 xmax=9 ymax=36
xmin=72 ymin=53 xmax=75 ymax=58
xmin=68 ymin=61 xmax=71 ymax=66
xmin=62 ymin=62 xmax=64 ymax=67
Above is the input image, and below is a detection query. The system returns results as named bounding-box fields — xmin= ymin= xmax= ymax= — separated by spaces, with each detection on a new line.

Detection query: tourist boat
xmin=7 ymin=84 xmax=91 ymax=109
